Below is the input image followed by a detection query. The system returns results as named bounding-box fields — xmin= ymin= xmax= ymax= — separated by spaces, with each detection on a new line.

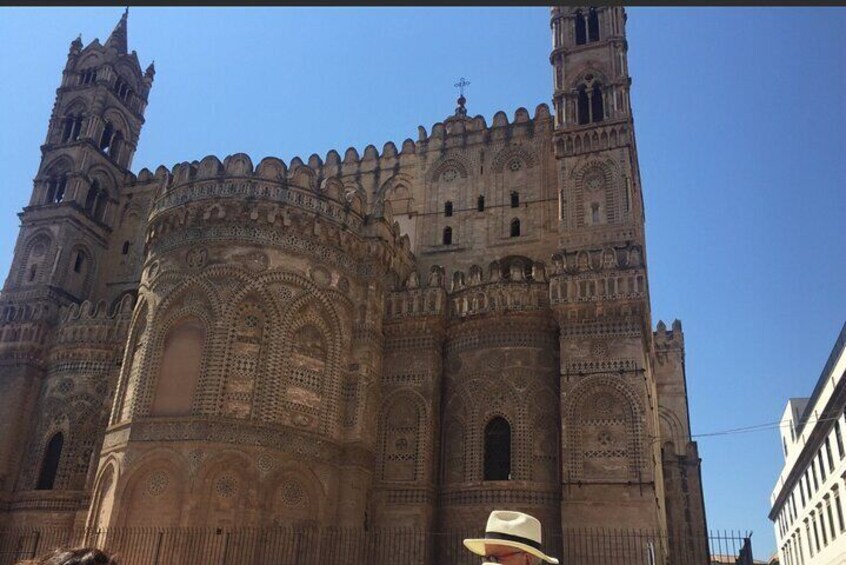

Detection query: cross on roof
xmin=454 ymin=77 xmax=471 ymax=97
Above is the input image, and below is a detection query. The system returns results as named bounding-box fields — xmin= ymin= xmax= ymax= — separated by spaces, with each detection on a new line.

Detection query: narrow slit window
xmin=444 ymin=201 xmax=453 ymax=217
xmin=477 ymin=195 xmax=485 ymax=212
xmin=510 ymin=218 xmax=521 ymax=237
xmin=510 ymin=192 xmax=519 ymax=208
xmin=588 ymin=8 xmax=600 ymax=42
xmin=577 ymin=86 xmax=590 ymax=125
xmin=574 ymin=10 xmax=587 ymax=45
xmin=121 ymin=241 xmax=130 ymax=255
xmin=484 ymin=417 xmax=511 ymax=481
xmin=36 ymin=432 xmax=64 ymax=490
xmin=73 ymin=252 xmax=84 ymax=273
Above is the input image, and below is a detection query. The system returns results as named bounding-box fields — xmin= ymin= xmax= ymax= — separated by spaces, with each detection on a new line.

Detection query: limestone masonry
xmin=0 ymin=7 xmax=708 ymax=563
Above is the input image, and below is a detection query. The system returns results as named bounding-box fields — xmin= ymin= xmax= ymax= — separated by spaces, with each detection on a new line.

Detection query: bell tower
xmin=551 ymin=6 xmax=644 ymax=251
xmin=548 ymin=5 xmax=668 ymax=551
xmin=0 ymin=10 xmax=153 ymax=527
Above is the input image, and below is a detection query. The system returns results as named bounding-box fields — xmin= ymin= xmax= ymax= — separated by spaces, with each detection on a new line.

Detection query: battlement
xmin=132 ymin=103 xmax=553 ymax=208
xmin=653 ymin=319 xmax=684 ymax=347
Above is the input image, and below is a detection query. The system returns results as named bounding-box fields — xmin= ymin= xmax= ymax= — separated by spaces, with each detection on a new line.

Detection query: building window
xmin=28 ymin=265 xmax=38 ymax=283
xmin=588 ymin=8 xmax=600 ymax=42
xmin=812 ymin=513 xmax=821 ymax=551
xmin=591 ymin=84 xmax=605 ymax=122
xmin=46 ymin=176 xmax=68 ymax=205
xmin=806 ymin=521 xmax=814 ymax=556
xmin=819 ymin=451 xmax=827 ymax=481
xmin=510 ymin=192 xmax=519 ymax=208
xmin=826 ymin=497 xmax=837 ymax=540
xmin=574 ymin=10 xmax=587 ymax=45
xmin=61 ymin=115 xmax=83 ymax=143
xmin=80 ymin=68 xmax=97 ymax=85
xmin=442 ymin=226 xmax=452 ymax=245
xmin=577 ymin=85 xmax=590 ymax=125
xmin=835 ymin=421 xmax=844 ymax=459
xmin=444 ymin=201 xmax=453 ymax=217
xmin=477 ymin=195 xmax=485 ymax=212
xmin=73 ymin=252 xmax=84 ymax=273
xmin=510 ymin=218 xmax=521 ymax=237
xmin=826 ymin=438 xmax=835 ymax=472
xmin=36 ymin=432 xmax=64 ymax=490
xmin=800 ymin=478 xmax=806 ymax=506
xmin=121 ymin=241 xmax=130 ymax=255
xmin=820 ymin=506 xmax=829 ymax=546
xmin=484 ymin=417 xmax=511 ymax=481
xmin=835 ymin=489 xmax=845 ymax=532
xmin=812 ymin=463 xmax=819 ymax=490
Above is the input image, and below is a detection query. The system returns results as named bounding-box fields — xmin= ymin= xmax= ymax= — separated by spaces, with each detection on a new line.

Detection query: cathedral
xmin=0 ymin=7 xmax=708 ymax=564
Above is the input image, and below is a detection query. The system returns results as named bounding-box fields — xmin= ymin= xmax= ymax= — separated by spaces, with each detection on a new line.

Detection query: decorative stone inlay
xmin=185 ymin=247 xmax=208 ymax=269
xmin=280 ymin=480 xmax=305 ymax=507
xmin=215 ymin=474 xmax=237 ymax=498
xmin=146 ymin=471 xmax=168 ymax=496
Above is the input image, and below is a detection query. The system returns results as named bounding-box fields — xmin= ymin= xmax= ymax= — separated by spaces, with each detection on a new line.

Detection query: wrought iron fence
xmin=0 ymin=526 xmax=752 ymax=565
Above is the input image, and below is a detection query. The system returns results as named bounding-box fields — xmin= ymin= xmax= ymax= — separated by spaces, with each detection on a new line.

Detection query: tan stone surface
xmin=0 ymin=7 xmax=708 ymax=563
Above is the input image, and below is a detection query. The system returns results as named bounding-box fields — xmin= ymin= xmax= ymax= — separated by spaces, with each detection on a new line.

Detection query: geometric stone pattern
xmin=0 ymin=8 xmax=708 ymax=563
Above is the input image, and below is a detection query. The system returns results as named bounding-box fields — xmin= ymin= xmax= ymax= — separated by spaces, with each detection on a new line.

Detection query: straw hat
xmin=463 ymin=510 xmax=559 ymax=564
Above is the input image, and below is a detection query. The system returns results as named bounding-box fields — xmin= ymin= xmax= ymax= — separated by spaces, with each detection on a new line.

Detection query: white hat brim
xmin=464 ymin=538 xmax=559 ymax=564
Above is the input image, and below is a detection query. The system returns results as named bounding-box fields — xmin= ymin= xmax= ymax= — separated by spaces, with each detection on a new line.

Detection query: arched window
xmin=442 ymin=226 xmax=453 ymax=245
xmin=591 ymin=84 xmax=605 ymax=123
xmin=150 ymin=318 xmax=205 ymax=417
xmin=61 ymin=115 xmax=83 ymax=143
xmin=477 ymin=195 xmax=485 ymax=212
xmin=84 ymin=180 xmax=99 ymax=213
xmin=80 ymin=69 xmax=97 ymax=85
xmin=73 ymin=251 xmax=85 ymax=273
xmin=591 ymin=203 xmax=601 ymax=224
xmin=574 ymin=10 xmax=587 ymax=45
xmin=444 ymin=201 xmax=453 ymax=217
xmin=108 ymin=131 xmax=123 ymax=160
xmin=99 ymin=122 xmax=114 ymax=152
xmin=510 ymin=218 xmax=521 ymax=237
xmin=484 ymin=417 xmax=511 ymax=481
xmin=510 ymin=191 xmax=519 ymax=208
xmin=577 ymin=86 xmax=590 ymax=125
xmin=588 ymin=8 xmax=600 ymax=42
xmin=93 ymin=190 xmax=108 ymax=222
xmin=47 ymin=176 xmax=69 ymax=204
xmin=36 ymin=432 xmax=64 ymax=490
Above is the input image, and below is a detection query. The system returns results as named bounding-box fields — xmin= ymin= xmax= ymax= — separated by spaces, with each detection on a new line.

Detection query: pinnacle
xmin=104 ymin=8 xmax=128 ymax=54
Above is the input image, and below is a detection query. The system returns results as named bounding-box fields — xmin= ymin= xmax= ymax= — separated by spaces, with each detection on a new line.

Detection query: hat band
xmin=484 ymin=531 xmax=543 ymax=551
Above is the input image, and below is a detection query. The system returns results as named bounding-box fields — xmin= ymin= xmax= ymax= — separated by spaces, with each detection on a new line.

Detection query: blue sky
xmin=1 ymin=7 xmax=845 ymax=557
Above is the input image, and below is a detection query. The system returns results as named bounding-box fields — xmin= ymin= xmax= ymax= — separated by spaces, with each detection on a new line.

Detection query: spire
xmin=104 ymin=7 xmax=128 ymax=54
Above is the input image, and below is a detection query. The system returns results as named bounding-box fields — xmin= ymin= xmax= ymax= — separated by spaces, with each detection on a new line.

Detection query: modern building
xmin=0 ymin=7 xmax=709 ymax=563
xmin=770 ymin=322 xmax=846 ymax=565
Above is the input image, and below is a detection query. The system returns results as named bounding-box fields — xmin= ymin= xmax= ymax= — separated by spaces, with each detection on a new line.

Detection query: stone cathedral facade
xmin=0 ymin=7 xmax=708 ymax=562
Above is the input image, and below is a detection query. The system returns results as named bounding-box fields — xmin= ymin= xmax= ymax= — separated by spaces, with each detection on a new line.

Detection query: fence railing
xmin=0 ymin=526 xmax=752 ymax=565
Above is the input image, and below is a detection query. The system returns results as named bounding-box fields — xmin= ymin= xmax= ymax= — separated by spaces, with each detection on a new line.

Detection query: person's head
xmin=17 ymin=548 xmax=118 ymax=565
xmin=478 ymin=543 xmax=540 ymax=565
xmin=463 ymin=510 xmax=558 ymax=565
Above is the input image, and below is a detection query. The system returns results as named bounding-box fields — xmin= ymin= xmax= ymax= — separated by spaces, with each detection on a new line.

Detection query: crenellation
xmin=0 ymin=11 xmax=707 ymax=562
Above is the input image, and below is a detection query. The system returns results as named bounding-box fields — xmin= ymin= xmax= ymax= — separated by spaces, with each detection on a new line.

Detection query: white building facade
xmin=770 ymin=322 xmax=846 ymax=565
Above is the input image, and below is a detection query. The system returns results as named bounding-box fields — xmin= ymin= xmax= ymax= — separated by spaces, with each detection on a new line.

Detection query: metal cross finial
xmin=454 ymin=77 xmax=471 ymax=97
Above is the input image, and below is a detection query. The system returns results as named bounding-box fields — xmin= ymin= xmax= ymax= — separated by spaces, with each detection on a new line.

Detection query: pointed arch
xmin=36 ymin=432 xmax=64 ymax=490
xmin=484 ymin=416 xmax=512 ymax=481
xmin=562 ymin=374 xmax=645 ymax=482
xmin=379 ymin=391 xmax=427 ymax=482
xmin=149 ymin=316 xmax=206 ymax=417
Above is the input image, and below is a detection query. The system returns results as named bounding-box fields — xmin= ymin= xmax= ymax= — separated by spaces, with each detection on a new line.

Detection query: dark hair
xmin=17 ymin=548 xmax=119 ymax=565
